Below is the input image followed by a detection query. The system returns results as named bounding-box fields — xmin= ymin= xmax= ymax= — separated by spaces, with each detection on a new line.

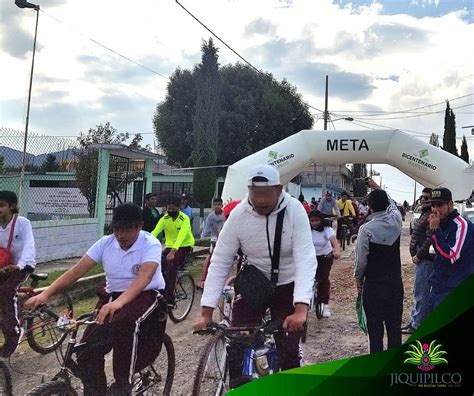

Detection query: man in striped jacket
xmin=427 ymin=187 xmax=474 ymax=310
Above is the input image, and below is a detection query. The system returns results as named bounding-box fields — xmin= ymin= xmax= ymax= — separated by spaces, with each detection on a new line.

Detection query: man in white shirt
xmin=194 ymin=164 xmax=316 ymax=388
xmin=0 ymin=190 xmax=36 ymax=358
xmin=26 ymin=203 xmax=166 ymax=395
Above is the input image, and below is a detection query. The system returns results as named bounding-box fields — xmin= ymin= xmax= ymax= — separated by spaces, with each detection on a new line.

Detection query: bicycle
xmin=339 ymin=217 xmax=353 ymax=251
xmin=26 ymin=311 xmax=175 ymax=396
xmin=192 ymin=319 xmax=282 ymax=396
xmin=0 ymin=269 xmax=74 ymax=355
xmin=162 ymin=252 xmax=195 ymax=323
xmin=0 ymin=360 xmax=12 ymax=396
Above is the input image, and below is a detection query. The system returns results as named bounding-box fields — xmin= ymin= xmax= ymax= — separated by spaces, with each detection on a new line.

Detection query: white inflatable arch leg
xmin=222 ymin=129 xmax=473 ymax=202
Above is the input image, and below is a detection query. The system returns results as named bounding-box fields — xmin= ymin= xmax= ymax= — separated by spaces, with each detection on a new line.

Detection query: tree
xmin=352 ymin=164 xmax=367 ymax=197
xmin=192 ymin=39 xmax=221 ymax=217
xmin=429 ymin=133 xmax=440 ymax=147
xmin=75 ymin=123 xmax=129 ymax=216
xmin=40 ymin=154 xmax=61 ymax=172
xmin=153 ymin=59 xmax=313 ymax=169
xmin=0 ymin=156 xmax=4 ymax=175
xmin=443 ymin=101 xmax=458 ymax=156
xmin=460 ymin=135 xmax=469 ymax=164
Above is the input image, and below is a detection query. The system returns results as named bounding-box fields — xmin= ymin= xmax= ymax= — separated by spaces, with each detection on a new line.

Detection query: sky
xmin=0 ymin=0 xmax=473 ymax=203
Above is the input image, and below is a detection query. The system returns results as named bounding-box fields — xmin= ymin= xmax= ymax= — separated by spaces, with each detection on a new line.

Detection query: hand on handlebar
xmin=24 ymin=293 xmax=48 ymax=311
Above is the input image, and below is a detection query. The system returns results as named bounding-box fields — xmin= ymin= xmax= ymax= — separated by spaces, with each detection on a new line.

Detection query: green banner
xmin=230 ymin=274 xmax=474 ymax=395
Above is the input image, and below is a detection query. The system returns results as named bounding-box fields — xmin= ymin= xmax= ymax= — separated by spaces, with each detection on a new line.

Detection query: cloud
xmin=288 ymin=62 xmax=376 ymax=101
xmin=244 ymin=18 xmax=276 ymax=36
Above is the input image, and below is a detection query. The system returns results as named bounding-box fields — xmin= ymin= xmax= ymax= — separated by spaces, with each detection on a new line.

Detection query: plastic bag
xmin=356 ymin=293 xmax=368 ymax=335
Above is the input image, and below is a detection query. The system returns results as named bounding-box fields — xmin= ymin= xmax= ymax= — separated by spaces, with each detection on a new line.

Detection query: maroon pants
xmin=316 ymin=254 xmax=333 ymax=304
xmin=162 ymin=247 xmax=192 ymax=303
xmin=77 ymin=289 xmax=167 ymax=395
xmin=229 ymin=282 xmax=302 ymax=383
xmin=0 ymin=269 xmax=28 ymax=357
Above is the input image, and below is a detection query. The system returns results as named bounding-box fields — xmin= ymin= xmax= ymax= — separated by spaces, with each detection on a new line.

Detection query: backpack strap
xmin=270 ymin=208 xmax=286 ymax=285
xmin=7 ymin=215 xmax=18 ymax=250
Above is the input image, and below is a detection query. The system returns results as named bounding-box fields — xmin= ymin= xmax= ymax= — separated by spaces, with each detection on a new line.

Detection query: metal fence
xmin=0 ymin=127 xmax=89 ymax=220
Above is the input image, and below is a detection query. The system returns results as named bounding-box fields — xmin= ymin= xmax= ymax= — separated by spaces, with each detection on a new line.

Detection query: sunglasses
xmin=419 ymin=195 xmax=430 ymax=200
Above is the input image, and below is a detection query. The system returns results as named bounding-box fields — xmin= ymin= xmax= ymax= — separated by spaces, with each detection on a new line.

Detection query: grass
xmin=35 ymin=264 xmax=105 ymax=288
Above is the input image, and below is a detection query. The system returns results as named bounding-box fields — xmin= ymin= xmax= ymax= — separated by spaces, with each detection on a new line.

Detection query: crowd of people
xmin=1 ymin=162 xmax=473 ymax=393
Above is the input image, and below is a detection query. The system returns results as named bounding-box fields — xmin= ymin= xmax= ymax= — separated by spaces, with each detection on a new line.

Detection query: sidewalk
xmin=35 ymin=245 xmax=210 ymax=274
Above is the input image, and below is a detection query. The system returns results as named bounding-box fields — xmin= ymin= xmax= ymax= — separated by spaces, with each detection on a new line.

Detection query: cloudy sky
xmin=1 ymin=0 xmax=473 ymax=202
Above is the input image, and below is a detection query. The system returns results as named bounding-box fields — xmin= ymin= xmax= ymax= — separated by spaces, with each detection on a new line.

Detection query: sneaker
xmin=322 ymin=305 xmax=331 ymax=318
xmin=401 ymin=325 xmax=416 ymax=335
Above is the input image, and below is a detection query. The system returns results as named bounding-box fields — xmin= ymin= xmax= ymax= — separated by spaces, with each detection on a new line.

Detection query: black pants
xmin=77 ymin=289 xmax=167 ymax=395
xmin=363 ymin=282 xmax=403 ymax=353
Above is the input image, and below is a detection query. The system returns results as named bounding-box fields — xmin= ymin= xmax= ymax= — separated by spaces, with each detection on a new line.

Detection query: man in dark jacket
xmin=427 ymin=187 xmax=474 ymax=310
xmin=354 ymin=186 xmax=403 ymax=353
xmin=142 ymin=193 xmax=161 ymax=232
xmin=402 ymin=187 xmax=433 ymax=334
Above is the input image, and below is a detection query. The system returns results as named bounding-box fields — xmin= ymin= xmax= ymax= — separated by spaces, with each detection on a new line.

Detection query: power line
xmin=40 ymin=9 xmax=168 ymax=79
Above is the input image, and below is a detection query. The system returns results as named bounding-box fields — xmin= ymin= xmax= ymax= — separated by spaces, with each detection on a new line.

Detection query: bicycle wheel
xmin=133 ymin=333 xmax=175 ymax=396
xmin=169 ymin=273 xmax=195 ymax=323
xmin=0 ymin=361 xmax=12 ymax=396
xmin=192 ymin=331 xmax=229 ymax=396
xmin=26 ymin=380 xmax=77 ymax=396
xmin=341 ymin=229 xmax=346 ymax=251
xmin=27 ymin=293 xmax=74 ymax=354
xmin=315 ymin=302 xmax=325 ymax=319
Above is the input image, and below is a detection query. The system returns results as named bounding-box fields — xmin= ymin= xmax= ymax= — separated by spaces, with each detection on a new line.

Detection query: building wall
xmin=32 ymin=218 xmax=99 ymax=263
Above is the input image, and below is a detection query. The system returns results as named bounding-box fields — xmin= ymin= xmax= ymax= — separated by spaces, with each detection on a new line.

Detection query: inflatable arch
xmin=222 ymin=129 xmax=473 ymax=202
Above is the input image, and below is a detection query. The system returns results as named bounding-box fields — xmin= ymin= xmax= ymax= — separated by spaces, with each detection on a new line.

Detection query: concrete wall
xmin=32 ymin=218 xmax=99 ymax=263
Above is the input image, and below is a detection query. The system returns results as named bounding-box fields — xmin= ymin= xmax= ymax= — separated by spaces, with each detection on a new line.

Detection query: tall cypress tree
xmin=460 ymin=135 xmax=469 ymax=164
xmin=443 ymin=101 xmax=458 ymax=156
xmin=192 ymin=38 xmax=221 ymax=221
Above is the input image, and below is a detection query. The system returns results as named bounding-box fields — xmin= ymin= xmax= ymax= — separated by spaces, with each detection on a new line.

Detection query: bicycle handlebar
xmin=193 ymin=319 xmax=283 ymax=336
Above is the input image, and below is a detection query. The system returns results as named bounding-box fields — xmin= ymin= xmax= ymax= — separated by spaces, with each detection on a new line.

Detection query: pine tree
xmin=192 ymin=38 xmax=221 ymax=220
xmin=443 ymin=101 xmax=458 ymax=155
xmin=460 ymin=135 xmax=469 ymax=164
xmin=40 ymin=154 xmax=61 ymax=172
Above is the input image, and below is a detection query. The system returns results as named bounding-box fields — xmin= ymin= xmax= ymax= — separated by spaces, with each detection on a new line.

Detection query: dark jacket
xmin=409 ymin=206 xmax=434 ymax=261
xmin=429 ymin=210 xmax=474 ymax=293
xmin=142 ymin=206 xmax=161 ymax=233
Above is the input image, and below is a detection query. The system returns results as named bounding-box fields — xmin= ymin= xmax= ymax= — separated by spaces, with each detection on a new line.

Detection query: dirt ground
xmin=7 ymin=216 xmax=416 ymax=395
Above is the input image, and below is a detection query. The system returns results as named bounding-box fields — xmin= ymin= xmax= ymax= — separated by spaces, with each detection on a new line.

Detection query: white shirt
xmin=0 ymin=215 xmax=36 ymax=270
xmin=86 ymin=231 xmax=164 ymax=293
xmin=311 ymin=227 xmax=335 ymax=256
xmin=201 ymin=191 xmax=317 ymax=308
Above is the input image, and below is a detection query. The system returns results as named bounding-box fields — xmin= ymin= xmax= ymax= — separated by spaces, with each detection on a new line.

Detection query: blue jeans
xmin=410 ymin=259 xmax=434 ymax=328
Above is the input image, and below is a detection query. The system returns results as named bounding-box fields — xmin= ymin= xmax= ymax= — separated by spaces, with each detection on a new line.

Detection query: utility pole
xmin=413 ymin=180 xmax=417 ymax=207
xmin=321 ymin=75 xmax=329 ymax=198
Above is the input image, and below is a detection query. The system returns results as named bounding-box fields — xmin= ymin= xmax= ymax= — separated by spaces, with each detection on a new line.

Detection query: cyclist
xmin=336 ymin=191 xmax=356 ymax=242
xmin=318 ymin=191 xmax=341 ymax=220
xmin=0 ymin=191 xmax=36 ymax=358
xmin=25 ymin=203 xmax=167 ymax=395
xmin=309 ymin=210 xmax=341 ymax=318
xmin=151 ymin=196 xmax=194 ymax=304
xmin=194 ymin=164 xmax=316 ymax=388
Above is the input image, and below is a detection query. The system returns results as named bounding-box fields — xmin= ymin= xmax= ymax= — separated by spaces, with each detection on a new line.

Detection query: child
xmin=309 ymin=210 xmax=340 ymax=318
xmin=0 ymin=190 xmax=36 ymax=357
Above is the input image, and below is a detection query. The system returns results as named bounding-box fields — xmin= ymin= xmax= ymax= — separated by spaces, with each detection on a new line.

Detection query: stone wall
xmin=32 ymin=218 xmax=99 ymax=263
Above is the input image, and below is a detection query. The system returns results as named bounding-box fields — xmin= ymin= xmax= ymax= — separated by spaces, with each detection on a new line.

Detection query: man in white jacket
xmin=194 ymin=164 xmax=317 ymax=387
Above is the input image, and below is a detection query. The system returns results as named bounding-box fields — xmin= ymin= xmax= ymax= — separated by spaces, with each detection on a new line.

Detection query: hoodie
xmin=201 ymin=191 xmax=317 ymax=308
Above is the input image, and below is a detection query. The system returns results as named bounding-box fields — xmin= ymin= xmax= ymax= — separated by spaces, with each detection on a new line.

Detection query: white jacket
xmin=201 ymin=191 xmax=317 ymax=308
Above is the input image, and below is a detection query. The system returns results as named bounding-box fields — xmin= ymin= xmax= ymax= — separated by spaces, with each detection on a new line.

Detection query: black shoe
xmin=401 ymin=322 xmax=413 ymax=331
xmin=401 ymin=325 xmax=416 ymax=334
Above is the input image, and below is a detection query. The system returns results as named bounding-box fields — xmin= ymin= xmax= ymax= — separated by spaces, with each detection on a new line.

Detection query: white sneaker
xmin=322 ymin=305 xmax=331 ymax=318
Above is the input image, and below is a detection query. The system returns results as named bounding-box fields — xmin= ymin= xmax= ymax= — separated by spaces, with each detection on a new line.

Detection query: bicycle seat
xmin=30 ymin=273 xmax=48 ymax=281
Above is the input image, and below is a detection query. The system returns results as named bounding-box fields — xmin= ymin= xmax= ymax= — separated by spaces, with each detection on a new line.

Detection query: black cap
xmin=111 ymin=203 xmax=143 ymax=228
xmin=428 ymin=187 xmax=452 ymax=204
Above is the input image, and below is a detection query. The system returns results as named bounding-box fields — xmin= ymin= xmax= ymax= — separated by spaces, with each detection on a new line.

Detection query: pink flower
xmin=423 ymin=343 xmax=429 ymax=351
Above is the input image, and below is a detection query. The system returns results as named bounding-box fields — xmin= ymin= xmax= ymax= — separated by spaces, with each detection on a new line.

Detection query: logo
xmin=390 ymin=340 xmax=462 ymax=388
xmin=131 ymin=264 xmax=141 ymax=275
xmin=404 ymin=340 xmax=448 ymax=372
xmin=401 ymin=149 xmax=437 ymax=171
xmin=267 ymin=151 xmax=295 ymax=169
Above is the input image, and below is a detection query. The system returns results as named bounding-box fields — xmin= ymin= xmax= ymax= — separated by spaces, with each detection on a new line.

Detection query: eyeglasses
xmin=419 ymin=195 xmax=430 ymax=200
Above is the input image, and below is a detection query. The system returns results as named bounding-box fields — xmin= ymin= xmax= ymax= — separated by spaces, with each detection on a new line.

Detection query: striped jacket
xmin=428 ymin=210 xmax=474 ymax=293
